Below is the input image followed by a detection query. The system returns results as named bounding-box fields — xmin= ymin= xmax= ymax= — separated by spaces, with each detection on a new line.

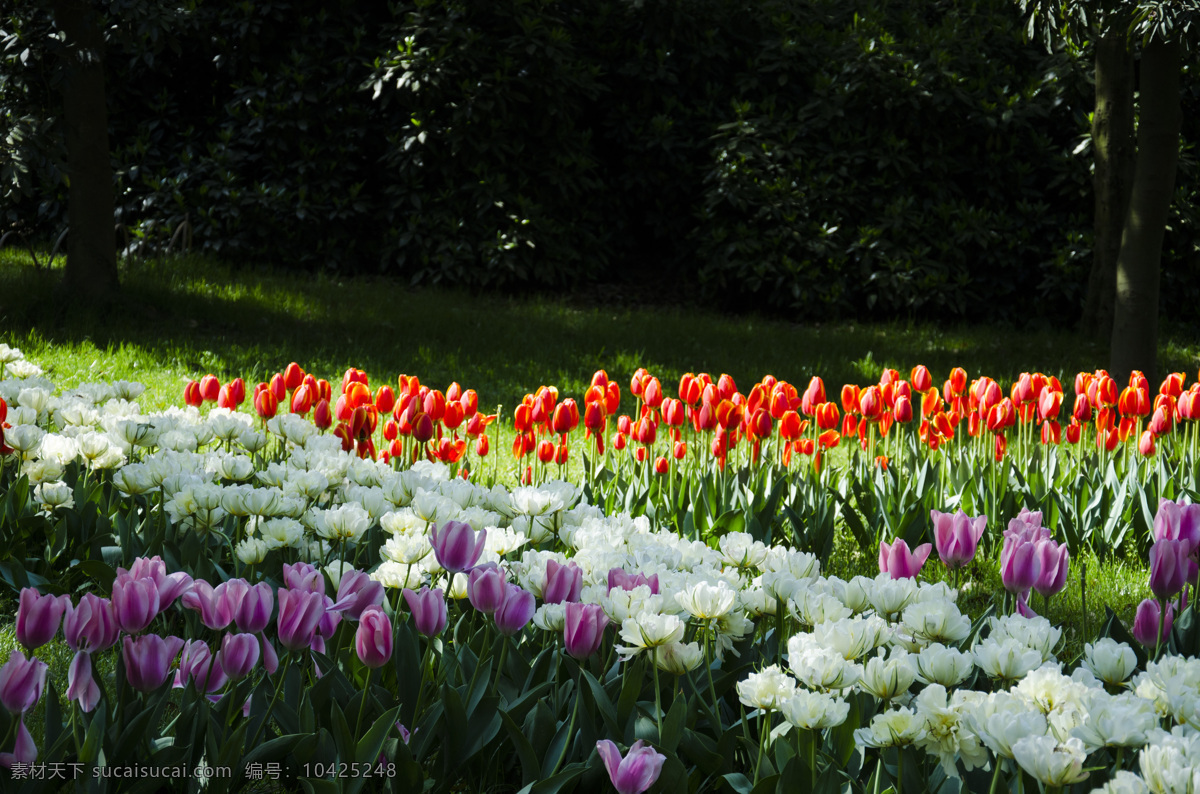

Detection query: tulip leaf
xmin=515 ymin=762 xmax=586 ymax=794
xmin=580 ymin=669 xmax=620 ymax=736
xmin=660 ymin=694 xmax=686 ymax=753
xmin=355 ymin=705 xmax=401 ymax=766
xmin=526 ymin=699 xmax=557 ymax=759
xmin=722 ymin=772 xmax=755 ymax=794
xmin=501 ymin=708 xmax=543 ymax=786
xmin=540 ymin=711 xmax=576 ymax=779
xmin=507 ymin=681 xmax=553 ymax=724
xmin=330 ymin=699 xmax=354 ymax=763
xmin=616 ymin=655 xmax=645 ymax=724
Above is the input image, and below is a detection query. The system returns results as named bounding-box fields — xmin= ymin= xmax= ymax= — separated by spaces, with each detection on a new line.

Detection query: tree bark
xmin=1081 ymin=29 xmax=1134 ymax=338
xmin=52 ymin=0 xmax=118 ymax=302
xmin=1109 ymin=37 xmax=1181 ymax=385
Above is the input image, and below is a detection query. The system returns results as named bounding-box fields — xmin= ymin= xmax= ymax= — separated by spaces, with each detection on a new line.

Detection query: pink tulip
xmin=260 ymin=635 xmax=280 ymax=675
xmin=878 ymin=538 xmax=932 ymax=579
xmin=1132 ymin=598 xmax=1174 ymax=647
xmin=67 ymin=651 xmax=101 ymax=712
xmin=564 ymin=602 xmax=609 ymax=659
xmin=311 ymin=596 xmax=342 ymax=654
xmin=63 ymin=594 xmax=120 ymax=653
xmin=1149 ymin=539 xmax=1191 ymax=600
xmin=1015 ymin=591 xmax=1037 ymax=618
xmin=118 ymin=556 xmax=193 ymax=607
xmin=123 ymin=635 xmax=185 ymax=692
xmin=1154 ymin=499 xmax=1200 ymax=547
xmin=494 ymin=584 xmax=535 ymax=636
xmin=176 ymin=639 xmax=228 ymax=694
xmin=276 ymin=588 xmax=327 ymax=651
xmin=282 ymin=562 xmax=325 ymax=595
xmin=596 ymin=739 xmax=667 ymax=794
xmin=355 ymin=606 xmax=393 ymax=668
xmin=0 ymin=717 xmax=36 ymax=768
xmin=0 ymin=650 xmax=47 ymax=714
xmin=607 ymin=569 xmax=660 ymax=595
xmin=181 ymin=580 xmax=236 ymax=630
xmin=218 ymin=633 xmax=261 ymax=680
xmin=15 ymin=588 xmax=70 ymax=650
xmin=330 ymin=570 xmax=385 ymax=620
xmin=235 ymin=582 xmax=274 ymax=634
xmin=543 ymin=560 xmax=583 ymax=604
xmin=430 ymin=520 xmax=487 ymax=574
xmin=1033 ymin=540 xmax=1070 ymax=599
xmin=931 ymin=510 xmax=986 ymax=570
xmin=111 ymin=576 xmax=161 ymax=634
xmin=468 ymin=564 xmax=508 ymax=615
xmin=402 ymin=587 xmax=448 ymax=637
xmin=1000 ymin=535 xmax=1042 ymax=594
xmin=1005 ymin=508 xmax=1050 ymax=544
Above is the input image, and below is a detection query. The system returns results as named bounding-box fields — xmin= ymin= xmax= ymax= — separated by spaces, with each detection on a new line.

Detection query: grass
xmin=2 ymin=249 xmax=1197 ymax=659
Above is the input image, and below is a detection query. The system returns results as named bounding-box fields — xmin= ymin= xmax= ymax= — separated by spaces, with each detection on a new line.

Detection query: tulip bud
xmin=1132 ymin=598 xmax=1173 ymax=647
xmin=183 ymin=381 xmax=203 ymax=408
xmin=494 ymin=584 xmax=535 ymax=636
xmin=254 ymin=389 xmax=278 ymax=420
xmin=564 ymin=602 xmax=609 ymax=659
xmin=355 ymin=606 xmax=393 ymax=668
xmin=403 ymin=587 xmax=448 ymax=637
xmin=199 ymin=374 xmax=220 ymax=403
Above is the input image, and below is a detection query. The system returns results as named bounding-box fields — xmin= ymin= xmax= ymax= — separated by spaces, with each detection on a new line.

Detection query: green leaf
xmin=501 ymin=709 xmax=543 ymax=787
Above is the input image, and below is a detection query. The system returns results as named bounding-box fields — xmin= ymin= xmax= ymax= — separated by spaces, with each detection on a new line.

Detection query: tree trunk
xmin=1081 ymin=30 xmax=1134 ymax=337
xmin=1109 ymin=38 xmax=1181 ymax=385
xmin=52 ymin=0 xmax=118 ymax=302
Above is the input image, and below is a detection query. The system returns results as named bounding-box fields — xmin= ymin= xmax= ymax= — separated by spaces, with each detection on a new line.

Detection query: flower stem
xmin=652 ymin=647 xmax=664 ymax=739
xmin=988 ymin=757 xmax=1004 ymax=794
xmin=355 ymin=667 xmax=372 ymax=739
xmin=250 ymin=652 xmax=292 ymax=748
xmin=753 ymin=710 xmax=767 ymax=786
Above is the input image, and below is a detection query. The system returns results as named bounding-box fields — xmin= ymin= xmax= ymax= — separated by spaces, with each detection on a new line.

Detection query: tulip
xmin=468 ymin=564 xmax=508 ymax=615
xmin=0 ymin=650 xmax=48 ymax=715
xmin=402 ymin=587 xmax=448 ymax=637
xmin=1139 ymin=430 xmax=1156 ymax=457
xmin=123 ymin=635 xmax=185 ymax=692
xmin=430 ymin=520 xmax=487 ymax=574
xmin=932 ymin=510 xmax=986 ymax=571
xmin=607 ymin=569 xmax=660 ymax=595
xmin=119 ymin=556 xmax=193 ymax=607
xmin=596 ymin=739 xmax=667 ymax=794
xmin=111 ymin=576 xmax=161 ymax=634
xmin=63 ymin=594 xmax=120 ymax=653
xmin=312 ymin=597 xmax=341 ymax=654
xmin=878 ymin=538 xmax=932 ymax=579
xmin=1032 ymin=540 xmax=1069 ymax=600
xmin=1000 ymin=536 xmax=1042 ymax=595
xmin=893 ymin=395 xmax=913 ymax=423
xmin=0 ymin=717 xmax=37 ymax=767
xmin=1153 ymin=499 xmax=1200 ymax=548
xmin=67 ymin=651 xmax=101 ymax=712
xmin=218 ymin=633 xmax=261 ymax=679
xmin=283 ymin=562 xmax=325 ymax=595
xmin=176 ymin=639 xmax=228 ymax=694
xmin=564 ymin=602 xmax=609 ymax=659
xmin=1132 ymin=598 xmax=1174 ymax=647
xmin=235 ymin=582 xmax=274 ymax=634
xmin=183 ymin=380 xmax=203 ymax=407
xmin=330 ymin=569 xmax=385 ymax=620
xmin=276 ymin=588 xmax=327 ymax=651
xmin=543 ymin=560 xmax=583 ymax=604
xmin=1149 ymin=538 xmax=1191 ymax=600
xmin=354 ymin=606 xmax=393 ymax=669
xmin=15 ymin=588 xmax=70 ymax=650
xmin=494 ymin=584 xmax=536 ymax=636
xmin=199 ymin=374 xmax=220 ymax=403
xmin=182 ymin=580 xmax=236 ymax=630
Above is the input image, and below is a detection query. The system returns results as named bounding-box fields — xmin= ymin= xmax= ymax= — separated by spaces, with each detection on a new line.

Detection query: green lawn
xmin=2 ymin=249 xmax=1197 ymax=660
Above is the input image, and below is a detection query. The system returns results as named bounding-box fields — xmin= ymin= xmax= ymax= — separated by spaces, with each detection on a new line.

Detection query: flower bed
xmin=0 ymin=347 xmax=1197 ymax=792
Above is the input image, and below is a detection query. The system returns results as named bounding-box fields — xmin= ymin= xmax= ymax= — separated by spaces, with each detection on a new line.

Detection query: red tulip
xmin=199 ymin=374 xmax=220 ymax=403
xmin=893 ymin=395 xmax=913 ymax=423
xmin=254 ymin=389 xmax=278 ymax=420
xmin=314 ymin=399 xmax=332 ymax=430
xmin=283 ymin=362 xmax=304 ymax=391
xmin=183 ymin=381 xmax=203 ymax=408
xmin=859 ymin=386 xmax=883 ymax=420
xmin=1139 ymin=430 xmax=1156 ymax=457
xmin=911 ymin=365 xmax=932 ymax=393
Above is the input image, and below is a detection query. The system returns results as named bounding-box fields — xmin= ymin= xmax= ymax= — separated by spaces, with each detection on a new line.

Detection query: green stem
xmin=988 ymin=756 xmax=1004 ymax=794
xmin=753 ymin=710 xmax=768 ymax=786
xmin=896 ymin=747 xmax=904 ymax=794
xmin=1154 ymin=597 xmax=1166 ymax=662
xmin=413 ymin=639 xmax=434 ymax=720
xmin=493 ymin=637 xmax=509 ymax=692
xmin=809 ymin=728 xmax=817 ymax=791
xmin=652 ymin=647 xmax=663 ymax=739
xmin=467 ymin=622 xmax=492 ymax=693
xmin=250 ymin=652 xmax=292 ymax=748
xmin=355 ymin=667 xmax=372 ymax=738
xmin=547 ymin=666 xmax=582 ymax=777
xmin=704 ymin=631 xmax=720 ymax=718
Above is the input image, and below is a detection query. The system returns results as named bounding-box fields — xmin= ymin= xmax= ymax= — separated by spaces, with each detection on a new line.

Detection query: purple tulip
xmin=276 ymin=588 xmax=327 ymax=651
xmin=0 ymin=650 xmax=48 ymax=715
xmin=181 ymin=580 xmax=236 ymax=630
xmin=123 ymin=635 xmax=185 ymax=692
xmin=607 ymin=569 xmax=660 ymax=595
xmin=119 ymin=556 xmax=192 ymax=607
xmin=15 ymin=588 xmax=70 ymax=650
xmin=932 ymin=510 xmax=986 ymax=570
xmin=260 ymin=635 xmax=279 ymax=675
xmin=596 ymin=739 xmax=667 ymax=794
xmin=1132 ymin=598 xmax=1174 ymax=647
xmin=1000 ymin=535 xmax=1042 ymax=594
xmin=494 ymin=584 xmax=535 ymax=636
xmin=1149 ymin=539 xmax=1191 ymax=600
xmin=543 ymin=560 xmax=583 ymax=604
xmin=564 ymin=602 xmax=609 ymax=659
xmin=329 ymin=570 xmax=385 ymax=620
xmin=282 ymin=562 xmax=326 ymax=595
xmin=67 ymin=651 xmax=101 ymax=712
xmin=1006 ymin=508 xmax=1050 ymax=544
xmin=468 ymin=564 xmax=508 ymax=615
xmin=176 ymin=639 xmax=228 ymax=694
xmin=218 ymin=633 xmax=261 ymax=680
xmin=1015 ymin=591 xmax=1037 ymax=618
xmin=63 ymin=594 xmax=120 ymax=653
xmin=235 ymin=582 xmax=274 ymax=634
xmin=355 ymin=606 xmax=393 ymax=668
xmin=1154 ymin=499 xmax=1200 ymax=548
xmin=311 ymin=596 xmax=342 ymax=654
xmin=878 ymin=538 xmax=932 ymax=579
xmin=111 ymin=576 xmax=161 ymax=634
xmin=402 ymin=586 xmax=448 ymax=637
xmin=0 ymin=717 xmax=37 ymax=768
xmin=430 ymin=520 xmax=487 ymax=574
xmin=1033 ymin=540 xmax=1070 ymax=599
